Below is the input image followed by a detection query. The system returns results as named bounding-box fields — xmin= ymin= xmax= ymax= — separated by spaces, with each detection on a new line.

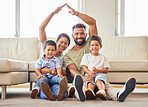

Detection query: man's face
xmin=72 ymin=28 xmax=87 ymax=46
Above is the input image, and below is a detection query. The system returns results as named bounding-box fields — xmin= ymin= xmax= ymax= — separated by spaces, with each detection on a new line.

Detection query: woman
xmin=31 ymin=4 xmax=73 ymax=100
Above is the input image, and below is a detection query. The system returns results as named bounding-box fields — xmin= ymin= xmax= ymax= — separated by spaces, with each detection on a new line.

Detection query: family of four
xmin=31 ymin=4 xmax=136 ymax=102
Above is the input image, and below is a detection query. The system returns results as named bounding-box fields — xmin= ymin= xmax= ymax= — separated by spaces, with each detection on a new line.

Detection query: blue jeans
xmin=34 ymin=74 xmax=67 ymax=99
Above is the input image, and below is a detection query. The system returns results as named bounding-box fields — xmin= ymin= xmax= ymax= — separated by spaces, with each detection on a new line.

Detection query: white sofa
xmin=0 ymin=36 xmax=148 ymax=99
xmin=0 ymin=38 xmax=39 ymax=99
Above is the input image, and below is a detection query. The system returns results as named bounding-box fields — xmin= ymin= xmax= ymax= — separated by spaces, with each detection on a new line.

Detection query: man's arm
xmin=66 ymin=4 xmax=98 ymax=37
xmin=67 ymin=64 xmax=94 ymax=82
xmin=67 ymin=64 xmax=83 ymax=77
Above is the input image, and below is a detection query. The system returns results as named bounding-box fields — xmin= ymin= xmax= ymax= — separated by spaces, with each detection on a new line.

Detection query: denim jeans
xmin=34 ymin=74 xmax=67 ymax=99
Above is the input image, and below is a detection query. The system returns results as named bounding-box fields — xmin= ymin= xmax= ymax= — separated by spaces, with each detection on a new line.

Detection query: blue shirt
xmin=35 ymin=56 xmax=61 ymax=71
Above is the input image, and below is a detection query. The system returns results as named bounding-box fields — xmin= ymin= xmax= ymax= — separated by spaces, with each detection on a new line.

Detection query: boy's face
xmin=43 ymin=45 xmax=56 ymax=59
xmin=89 ymin=40 xmax=102 ymax=56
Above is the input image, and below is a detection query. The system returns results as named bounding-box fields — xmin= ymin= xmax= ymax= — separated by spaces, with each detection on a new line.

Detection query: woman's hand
xmin=51 ymin=70 xmax=57 ymax=76
xmin=53 ymin=3 xmax=66 ymax=14
xmin=57 ymin=73 xmax=63 ymax=78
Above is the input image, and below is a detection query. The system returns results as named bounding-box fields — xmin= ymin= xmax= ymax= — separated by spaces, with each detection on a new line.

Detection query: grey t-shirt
xmin=64 ymin=37 xmax=91 ymax=75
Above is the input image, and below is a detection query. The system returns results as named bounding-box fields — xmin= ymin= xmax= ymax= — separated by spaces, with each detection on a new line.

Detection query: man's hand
xmin=53 ymin=3 xmax=66 ymax=14
xmin=37 ymin=74 xmax=46 ymax=80
xmin=66 ymin=3 xmax=77 ymax=15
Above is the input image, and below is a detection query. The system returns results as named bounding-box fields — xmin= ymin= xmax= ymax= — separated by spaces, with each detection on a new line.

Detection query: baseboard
xmin=1 ymin=84 xmax=148 ymax=88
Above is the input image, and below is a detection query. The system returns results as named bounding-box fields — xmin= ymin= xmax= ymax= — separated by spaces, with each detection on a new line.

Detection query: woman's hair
xmin=57 ymin=33 xmax=70 ymax=46
xmin=44 ymin=40 xmax=57 ymax=50
xmin=89 ymin=35 xmax=102 ymax=46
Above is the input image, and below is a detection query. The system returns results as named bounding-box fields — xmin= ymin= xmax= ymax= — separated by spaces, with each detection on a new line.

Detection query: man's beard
xmin=74 ymin=38 xmax=86 ymax=46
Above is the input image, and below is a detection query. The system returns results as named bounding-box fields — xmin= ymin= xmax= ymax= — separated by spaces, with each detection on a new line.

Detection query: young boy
xmin=80 ymin=35 xmax=110 ymax=100
xmin=31 ymin=40 xmax=68 ymax=101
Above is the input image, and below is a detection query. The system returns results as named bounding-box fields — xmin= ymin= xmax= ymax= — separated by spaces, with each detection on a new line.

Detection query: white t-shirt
xmin=80 ymin=53 xmax=110 ymax=75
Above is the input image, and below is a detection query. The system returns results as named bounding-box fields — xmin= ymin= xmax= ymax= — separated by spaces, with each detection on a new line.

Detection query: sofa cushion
xmin=0 ymin=58 xmax=28 ymax=72
xmin=28 ymin=61 xmax=36 ymax=71
xmin=29 ymin=72 xmax=37 ymax=82
xmin=109 ymin=60 xmax=148 ymax=71
xmin=107 ymin=72 xmax=148 ymax=83
xmin=101 ymin=36 xmax=148 ymax=60
xmin=0 ymin=72 xmax=28 ymax=85
xmin=0 ymin=38 xmax=39 ymax=62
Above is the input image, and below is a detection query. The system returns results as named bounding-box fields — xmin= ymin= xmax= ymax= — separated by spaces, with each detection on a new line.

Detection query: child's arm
xmin=56 ymin=68 xmax=63 ymax=78
xmin=82 ymin=65 xmax=95 ymax=77
xmin=35 ymin=68 xmax=46 ymax=80
xmin=92 ymin=67 xmax=108 ymax=74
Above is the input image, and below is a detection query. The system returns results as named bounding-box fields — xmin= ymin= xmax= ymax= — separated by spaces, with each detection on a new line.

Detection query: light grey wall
xmin=84 ymin=0 xmax=116 ymax=37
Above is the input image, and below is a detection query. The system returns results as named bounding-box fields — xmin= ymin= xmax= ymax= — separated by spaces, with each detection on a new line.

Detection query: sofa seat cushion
xmin=28 ymin=61 xmax=36 ymax=71
xmin=29 ymin=71 xmax=37 ymax=82
xmin=0 ymin=72 xmax=28 ymax=85
xmin=0 ymin=58 xmax=28 ymax=72
xmin=107 ymin=72 xmax=148 ymax=83
xmin=109 ymin=60 xmax=148 ymax=71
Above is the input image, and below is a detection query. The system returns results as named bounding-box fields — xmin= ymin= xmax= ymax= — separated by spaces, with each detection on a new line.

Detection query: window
xmin=20 ymin=0 xmax=78 ymax=37
xmin=117 ymin=0 xmax=148 ymax=36
xmin=0 ymin=0 xmax=79 ymax=38
xmin=0 ymin=0 xmax=15 ymax=37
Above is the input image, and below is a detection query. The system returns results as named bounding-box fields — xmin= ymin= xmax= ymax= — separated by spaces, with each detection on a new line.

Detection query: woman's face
xmin=56 ymin=37 xmax=69 ymax=52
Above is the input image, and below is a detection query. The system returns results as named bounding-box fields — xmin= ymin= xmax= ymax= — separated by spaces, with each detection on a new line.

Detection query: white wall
xmin=84 ymin=0 xmax=116 ymax=37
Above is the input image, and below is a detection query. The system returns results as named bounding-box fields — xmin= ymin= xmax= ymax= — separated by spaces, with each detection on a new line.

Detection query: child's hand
xmin=51 ymin=70 xmax=57 ymax=76
xmin=37 ymin=74 xmax=45 ymax=80
xmin=92 ymin=67 xmax=98 ymax=73
xmin=90 ymin=72 xmax=95 ymax=77
xmin=57 ymin=73 xmax=63 ymax=78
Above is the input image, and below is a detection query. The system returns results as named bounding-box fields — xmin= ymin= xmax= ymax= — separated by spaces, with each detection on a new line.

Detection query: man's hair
xmin=72 ymin=23 xmax=86 ymax=33
xmin=44 ymin=40 xmax=57 ymax=50
xmin=89 ymin=35 xmax=102 ymax=46
xmin=57 ymin=33 xmax=71 ymax=46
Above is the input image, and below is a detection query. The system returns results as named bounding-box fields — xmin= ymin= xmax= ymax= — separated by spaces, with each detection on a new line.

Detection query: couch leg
xmin=1 ymin=85 xmax=6 ymax=99
xmin=30 ymin=82 xmax=32 ymax=91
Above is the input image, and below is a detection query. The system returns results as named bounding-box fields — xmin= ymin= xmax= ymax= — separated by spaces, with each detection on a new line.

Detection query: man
xmin=64 ymin=4 xmax=136 ymax=102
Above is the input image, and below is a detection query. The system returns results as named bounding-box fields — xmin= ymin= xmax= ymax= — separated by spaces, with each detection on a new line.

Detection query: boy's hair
xmin=89 ymin=35 xmax=102 ymax=46
xmin=72 ymin=23 xmax=86 ymax=33
xmin=57 ymin=33 xmax=70 ymax=46
xmin=44 ymin=40 xmax=57 ymax=50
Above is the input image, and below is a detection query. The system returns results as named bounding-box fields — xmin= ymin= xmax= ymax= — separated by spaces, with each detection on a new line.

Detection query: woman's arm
xmin=39 ymin=4 xmax=66 ymax=43
xmin=40 ymin=67 xmax=52 ymax=74
xmin=62 ymin=70 xmax=67 ymax=76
